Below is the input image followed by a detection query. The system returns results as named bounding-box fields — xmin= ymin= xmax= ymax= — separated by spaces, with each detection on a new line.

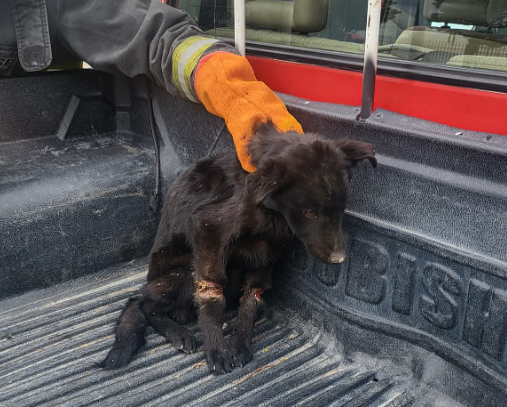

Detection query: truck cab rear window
xmin=175 ymin=0 xmax=507 ymax=73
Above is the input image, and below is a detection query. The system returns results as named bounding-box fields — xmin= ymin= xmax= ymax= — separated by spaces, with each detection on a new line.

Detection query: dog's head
xmin=246 ymin=124 xmax=376 ymax=264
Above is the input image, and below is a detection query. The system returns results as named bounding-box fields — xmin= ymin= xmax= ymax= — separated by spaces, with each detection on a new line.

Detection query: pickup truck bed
xmin=1 ymin=70 xmax=505 ymax=407
xmin=0 ymin=260 xmax=459 ymax=407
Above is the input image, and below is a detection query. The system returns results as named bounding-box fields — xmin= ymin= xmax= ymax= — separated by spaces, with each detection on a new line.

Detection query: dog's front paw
xmin=229 ymin=338 xmax=253 ymax=367
xmin=204 ymin=346 xmax=234 ymax=375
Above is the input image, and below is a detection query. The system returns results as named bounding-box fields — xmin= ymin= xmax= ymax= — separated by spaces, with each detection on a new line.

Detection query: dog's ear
xmin=335 ymin=140 xmax=377 ymax=168
xmin=245 ymin=160 xmax=286 ymax=205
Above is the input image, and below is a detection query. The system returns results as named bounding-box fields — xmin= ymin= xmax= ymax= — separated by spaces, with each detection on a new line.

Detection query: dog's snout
xmin=329 ymin=251 xmax=346 ymax=264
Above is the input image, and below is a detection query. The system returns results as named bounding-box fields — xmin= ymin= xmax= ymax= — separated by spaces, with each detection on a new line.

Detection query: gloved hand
xmin=171 ymin=36 xmax=303 ymax=173
xmin=193 ymin=52 xmax=303 ymax=172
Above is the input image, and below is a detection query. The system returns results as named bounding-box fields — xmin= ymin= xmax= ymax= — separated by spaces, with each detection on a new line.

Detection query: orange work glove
xmin=193 ymin=52 xmax=303 ymax=173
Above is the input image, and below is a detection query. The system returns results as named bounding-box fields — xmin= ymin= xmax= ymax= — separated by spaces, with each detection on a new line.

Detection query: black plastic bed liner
xmin=2 ymin=69 xmax=506 ymax=407
xmin=0 ymin=259 xmax=462 ymax=407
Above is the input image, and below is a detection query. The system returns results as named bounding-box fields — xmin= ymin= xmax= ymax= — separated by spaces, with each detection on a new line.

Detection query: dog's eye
xmin=303 ymin=209 xmax=317 ymax=218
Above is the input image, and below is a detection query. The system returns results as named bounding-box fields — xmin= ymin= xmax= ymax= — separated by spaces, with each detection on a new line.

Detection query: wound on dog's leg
xmin=239 ymin=287 xmax=265 ymax=318
xmin=195 ymin=280 xmax=224 ymax=300
xmin=252 ymin=288 xmax=264 ymax=303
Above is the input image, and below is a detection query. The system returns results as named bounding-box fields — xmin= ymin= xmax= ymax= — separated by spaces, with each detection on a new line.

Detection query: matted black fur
xmin=99 ymin=123 xmax=376 ymax=374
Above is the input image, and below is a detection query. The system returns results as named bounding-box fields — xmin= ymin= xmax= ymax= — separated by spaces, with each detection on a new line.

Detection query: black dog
xmin=99 ymin=123 xmax=376 ymax=374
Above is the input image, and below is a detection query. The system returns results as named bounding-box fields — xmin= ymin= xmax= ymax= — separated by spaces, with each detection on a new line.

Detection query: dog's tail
xmin=98 ymin=297 xmax=147 ymax=369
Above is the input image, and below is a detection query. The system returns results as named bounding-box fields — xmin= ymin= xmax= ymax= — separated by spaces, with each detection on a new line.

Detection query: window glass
xmin=177 ymin=0 xmax=368 ymax=56
xmin=177 ymin=0 xmax=507 ymax=73
xmin=379 ymin=0 xmax=507 ymax=72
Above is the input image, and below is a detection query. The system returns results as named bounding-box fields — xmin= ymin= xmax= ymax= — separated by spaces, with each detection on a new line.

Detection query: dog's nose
xmin=329 ymin=252 xmax=346 ymax=264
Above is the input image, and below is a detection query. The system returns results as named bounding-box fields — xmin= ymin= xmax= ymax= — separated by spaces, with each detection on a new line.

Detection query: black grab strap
xmin=146 ymin=79 xmax=161 ymax=213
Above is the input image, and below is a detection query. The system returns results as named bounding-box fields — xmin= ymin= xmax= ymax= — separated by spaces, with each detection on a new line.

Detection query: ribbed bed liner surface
xmin=0 ymin=260 xmax=447 ymax=407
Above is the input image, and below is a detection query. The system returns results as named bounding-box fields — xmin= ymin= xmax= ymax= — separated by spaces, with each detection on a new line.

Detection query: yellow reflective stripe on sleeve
xmin=172 ymin=36 xmax=218 ymax=103
xmin=182 ymin=41 xmax=217 ymax=102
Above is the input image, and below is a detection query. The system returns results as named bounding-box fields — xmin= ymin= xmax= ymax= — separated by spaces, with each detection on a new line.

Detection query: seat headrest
xmin=245 ymin=0 xmax=329 ymax=33
xmin=423 ymin=0 xmax=507 ymax=28
xmin=488 ymin=0 xmax=507 ymax=27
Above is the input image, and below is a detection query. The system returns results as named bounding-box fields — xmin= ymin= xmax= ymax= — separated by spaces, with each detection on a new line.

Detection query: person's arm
xmin=56 ymin=0 xmax=302 ymax=172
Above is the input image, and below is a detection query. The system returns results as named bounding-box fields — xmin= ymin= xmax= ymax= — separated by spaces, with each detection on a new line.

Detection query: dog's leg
xmin=228 ymin=266 xmax=272 ymax=367
xmin=142 ymin=275 xmax=196 ymax=353
xmin=193 ymin=239 xmax=234 ymax=374
xmin=99 ymin=269 xmax=197 ymax=369
xmin=146 ymin=248 xmax=197 ymax=351
xmin=148 ymin=238 xmax=192 ymax=282
xmin=195 ymin=279 xmax=234 ymax=374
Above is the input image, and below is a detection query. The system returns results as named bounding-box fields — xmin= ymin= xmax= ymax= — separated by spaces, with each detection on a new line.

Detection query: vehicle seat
xmin=423 ymin=0 xmax=507 ymax=28
xmin=245 ymin=0 xmax=329 ymax=33
xmin=208 ymin=0 xmax=363 ymax=55
xmin=447 ymin=54 xmax=507 ymax=70
xmin=395 ymin=0 xmax=507 ymax=60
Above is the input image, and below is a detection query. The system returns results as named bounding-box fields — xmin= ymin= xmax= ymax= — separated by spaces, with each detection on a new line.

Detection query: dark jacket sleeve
xmin=56 ymin=0 xmax=235 ymax=95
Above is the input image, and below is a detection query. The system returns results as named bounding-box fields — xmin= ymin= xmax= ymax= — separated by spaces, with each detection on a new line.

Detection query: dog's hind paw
xmin=98 ymin=335 xmax=146 ymax=370
xmin=168 ymin=328 xmax=196 ymax=354
xmin=98 ymin=348 xmax=133 ymax=370
xmin=204 ymin=347 xmax=235 ymax=375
